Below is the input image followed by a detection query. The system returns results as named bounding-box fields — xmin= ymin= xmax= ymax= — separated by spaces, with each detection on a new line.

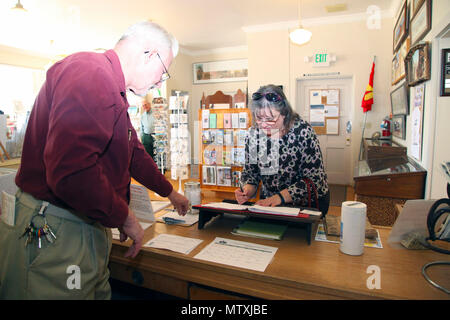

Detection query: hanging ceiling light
xmin=11 ymin=0 xmax=27 ymax=12
xmin=289 ymin=0 xmax=312 ymax=45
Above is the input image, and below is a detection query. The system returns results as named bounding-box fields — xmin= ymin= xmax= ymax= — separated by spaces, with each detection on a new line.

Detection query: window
xmin=0 ymin=64 xmax=45 ymax=157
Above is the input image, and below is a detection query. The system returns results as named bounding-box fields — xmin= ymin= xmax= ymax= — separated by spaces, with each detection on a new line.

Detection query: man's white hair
xmin=118 ymin=21 xmax=179 ymax=57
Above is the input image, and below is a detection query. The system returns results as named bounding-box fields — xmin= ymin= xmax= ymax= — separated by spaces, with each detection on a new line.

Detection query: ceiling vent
xmin=325 ymin=3 xmax=348 ymax=13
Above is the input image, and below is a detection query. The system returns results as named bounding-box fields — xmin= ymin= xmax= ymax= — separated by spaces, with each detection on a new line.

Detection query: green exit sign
xmin=304 ymin=53 xmax=336 ymax=67
xmin=315 ymin=53 xmax=328 ymax=63
xmin=312 ymin=52 xmax=335 ymax=67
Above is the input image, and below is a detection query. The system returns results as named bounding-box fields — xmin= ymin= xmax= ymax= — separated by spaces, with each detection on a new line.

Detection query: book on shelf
xmin=199 ymin=202 xmax=321 ymax=217
xmin=216 ymin=129 xmax=224 ymax=145
xmin=202 ymin=110 xmax=210 ymax=129
xmin=202 ymin=165 xmax=217 ymax=185
xmin=216 ymin=166 xmax=232 ymax=186
xmin=223 ymin=150 xmax=233 ymax=166
xmin=180 ymin=113 xmax=188 ymax=123
xmin=170 ymin=113 xmax=178 ymax=123
xmin=224 ymin=113 xmax=232 ymax=128
xmin=232 ymin=219 xmax=288 ymax=240
xmin=233 ymin=148 xmax=245 ymax=166
xmin=217 ymin=113 xmax=224 ymax=129
xmin=224 ymin=130 xmax=234 ymax=146
xmin=202 ymin=130 xmax=212 ymax=144
xmin=209 ymin=113 xmax=217 ymax=128
xmin=237 ymin=129 xmax=247 ymax=146
xmin=231 ymin=113 xmax=239 ymax=128
xmin=203 ymin=149 xmax=217 ymax=165
xmin=239 ymin=112 xmax=248 ymax=128
xmin=231 ymin=170 xmax=242 ymax=187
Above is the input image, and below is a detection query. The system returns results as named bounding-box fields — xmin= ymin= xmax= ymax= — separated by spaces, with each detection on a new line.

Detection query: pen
xmin=239 ymin=180 xmax=244 ymax=193
xmin=162 ymin=217 xmax=186 ymax=225
xmin=217 ymin=240 xmax=272 ymax=253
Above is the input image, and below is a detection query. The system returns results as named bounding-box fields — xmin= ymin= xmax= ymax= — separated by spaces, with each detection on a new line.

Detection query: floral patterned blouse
xmin=241 ymin=117 xmax=328 ymax=207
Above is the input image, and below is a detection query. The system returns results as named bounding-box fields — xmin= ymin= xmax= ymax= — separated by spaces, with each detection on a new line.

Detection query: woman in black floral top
xmin=235 ymin=84 xmax=330 ymax=214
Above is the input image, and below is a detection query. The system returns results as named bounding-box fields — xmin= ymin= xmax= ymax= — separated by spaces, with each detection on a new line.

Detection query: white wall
xmin=246 ymin=17 xmax=394 ymax=181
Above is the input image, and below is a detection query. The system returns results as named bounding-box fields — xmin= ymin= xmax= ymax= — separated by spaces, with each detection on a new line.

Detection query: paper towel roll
xmin=340 ymin=201 xmax=367 ymax=256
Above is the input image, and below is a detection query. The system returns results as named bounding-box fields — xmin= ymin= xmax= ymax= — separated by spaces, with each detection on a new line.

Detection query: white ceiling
xmin=0 ymin=0 xmax=398 ymax=56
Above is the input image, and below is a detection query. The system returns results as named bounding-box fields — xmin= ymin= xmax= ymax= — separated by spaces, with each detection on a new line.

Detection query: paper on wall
xmin=325 ymin=105 xmax=339 ymax=117
xmin=326 ymin=90 xmax=339 ymax=104
xmin=310 ymin=90 xmax=322 ymax=105
xmin=326 ymin=118 xmax=339 ymax=134
xmin=310 ymin=105 xmax=325 ymax=126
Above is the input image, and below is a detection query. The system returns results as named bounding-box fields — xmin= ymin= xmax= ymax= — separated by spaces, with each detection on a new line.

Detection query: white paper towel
xmin=340 ymin=201 xmax=367 ymax=256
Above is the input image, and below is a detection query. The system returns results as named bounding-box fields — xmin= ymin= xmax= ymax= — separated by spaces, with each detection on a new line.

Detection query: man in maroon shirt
xmin=0 ymin=21 xmax=188 ymax=299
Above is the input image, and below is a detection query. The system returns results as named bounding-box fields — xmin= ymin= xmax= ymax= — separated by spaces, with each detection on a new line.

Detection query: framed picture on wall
xmin=410 ymin=0 xmax=425 ymax=18
xmin=410 ymin=0 xmax=432 ymax=46
xmin=441 ymin=48 xmax=450 ymax=96
xmin=193 ymin=59 xmax=248 ymax=84
xmin=405 ymin=41 xmax=431 ymax=86
xmin=390 ymin=80 xmax=409 ymax=115
xmin=393 ymin=1 xmax=408 ymax=53
xmin=392 ymin=115 xmax=406 ymax=140
xmin=410 ymin=84 xmax=425 ymax=161
xmin=392 ymin=37 xmax=411 ymax=85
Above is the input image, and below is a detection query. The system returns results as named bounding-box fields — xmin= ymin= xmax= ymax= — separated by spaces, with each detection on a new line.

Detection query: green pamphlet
xmin=232 ymin=220 xmax=288 ymax=240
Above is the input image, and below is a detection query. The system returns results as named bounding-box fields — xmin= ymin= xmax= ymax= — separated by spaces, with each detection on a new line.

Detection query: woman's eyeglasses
xmin=252 ymin=92 xmax=282 ymax=102
xmin=254 ymin=113 xmax=282 ymax=125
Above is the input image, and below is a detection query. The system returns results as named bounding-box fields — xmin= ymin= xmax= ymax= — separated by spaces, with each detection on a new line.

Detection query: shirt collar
xmin=104 ymin=49 xmax=126 ymax=96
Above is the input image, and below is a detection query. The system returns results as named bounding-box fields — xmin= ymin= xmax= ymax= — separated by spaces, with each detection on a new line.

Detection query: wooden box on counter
xmin=363 ymin=138 xmax=407 ymax=160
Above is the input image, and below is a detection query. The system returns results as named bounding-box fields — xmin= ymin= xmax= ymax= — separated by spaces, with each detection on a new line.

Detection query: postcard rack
xmin=199 ymin=90 xmax=251 ymax=193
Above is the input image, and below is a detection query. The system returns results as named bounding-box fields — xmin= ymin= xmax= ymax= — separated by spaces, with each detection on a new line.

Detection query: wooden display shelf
xmin=199 ymin=107 xmax=252 ymax=193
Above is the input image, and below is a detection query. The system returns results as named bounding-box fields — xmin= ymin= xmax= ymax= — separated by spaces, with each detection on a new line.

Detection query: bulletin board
xmin=309 ymin=89 xmax=340 ymax=135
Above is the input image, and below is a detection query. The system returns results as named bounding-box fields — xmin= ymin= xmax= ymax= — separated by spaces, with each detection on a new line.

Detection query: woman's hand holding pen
xmin=235 ymin=183 xmax=256 ymax=204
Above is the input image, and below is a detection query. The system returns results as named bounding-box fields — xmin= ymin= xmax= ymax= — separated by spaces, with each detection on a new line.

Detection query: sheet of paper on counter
xmin=144 ymin=233 xmax=203 ymax=255
xmin=194 ymin=237 xmax=278 ymax=272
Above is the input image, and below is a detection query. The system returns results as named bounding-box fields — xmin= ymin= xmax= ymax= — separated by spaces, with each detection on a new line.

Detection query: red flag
xmin=361 ymin=61 xmax=375 ymax=113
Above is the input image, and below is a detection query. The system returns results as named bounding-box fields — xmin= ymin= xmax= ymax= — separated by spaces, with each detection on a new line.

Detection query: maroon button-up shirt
xmin=16 ymin=50 xmax=173 ymax=228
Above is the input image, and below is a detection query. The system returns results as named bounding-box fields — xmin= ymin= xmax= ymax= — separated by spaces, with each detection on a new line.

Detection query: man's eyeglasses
xmin=252 ymin=92 xmax=282 ymax=103
xmin=145 ymin=51 xmax=170 ymax=86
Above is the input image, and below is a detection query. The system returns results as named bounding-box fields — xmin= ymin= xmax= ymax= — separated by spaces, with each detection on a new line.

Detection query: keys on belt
xmin=19 ymin=201 xmax=57 ymax=249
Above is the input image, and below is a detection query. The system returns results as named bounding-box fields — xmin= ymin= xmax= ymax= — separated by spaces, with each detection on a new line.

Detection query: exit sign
xmin=304 ymin=53 xmax=336 ymax=67
xmin=316 ymin=53 xmax=329 ymax=64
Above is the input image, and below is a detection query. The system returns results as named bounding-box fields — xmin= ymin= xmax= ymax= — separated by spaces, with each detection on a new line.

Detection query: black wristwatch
xmin=277 ymin=192 xmax=285 ymax=205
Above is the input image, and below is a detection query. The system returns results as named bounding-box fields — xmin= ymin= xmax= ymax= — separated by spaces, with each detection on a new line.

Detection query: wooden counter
xmin=109 ymin=196 xmax=449 ymax=300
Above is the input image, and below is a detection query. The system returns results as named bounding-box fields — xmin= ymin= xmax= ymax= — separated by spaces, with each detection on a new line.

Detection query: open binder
xmin=193 ymin=200 xmax=323 ymax=245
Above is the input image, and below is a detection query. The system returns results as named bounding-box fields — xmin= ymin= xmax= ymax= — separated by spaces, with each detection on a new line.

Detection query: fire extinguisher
xmin=380 ymin=115 xmax=392 ymax=139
